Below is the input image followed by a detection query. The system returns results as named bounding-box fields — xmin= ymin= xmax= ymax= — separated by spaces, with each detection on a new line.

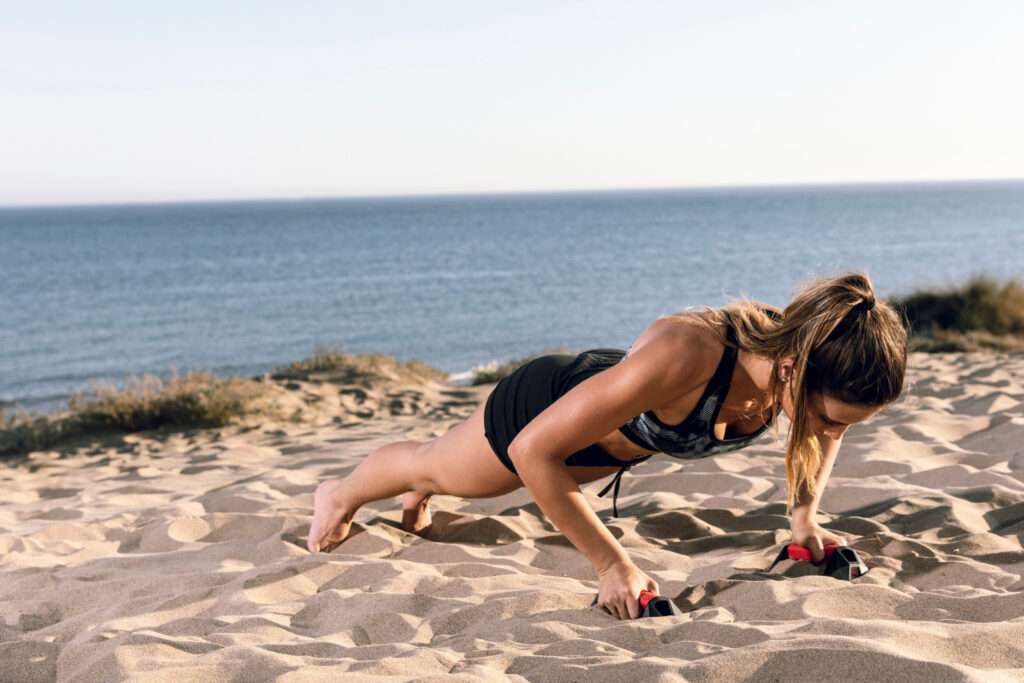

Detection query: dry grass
xmin=0 ymin=409 xmax=63 ymax=458
xmin=471 ymin=348 xmax=577 ymax=385
xmin=275 ymin=345 xmax=448 ymax=385
xmin=0 ymin=347 xmax=453 ymax=458
xmin=892 ymin=276 xmax=1024 ymax=352
xmin=68 ymin=371 xmax=266 ymax=432
xmin=0 ymin=371 xmax=267 ymax=458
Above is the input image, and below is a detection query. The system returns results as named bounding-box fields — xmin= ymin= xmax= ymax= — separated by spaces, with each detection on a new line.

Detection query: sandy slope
xmin=2 ymin=353 xmax=1023 ymax=682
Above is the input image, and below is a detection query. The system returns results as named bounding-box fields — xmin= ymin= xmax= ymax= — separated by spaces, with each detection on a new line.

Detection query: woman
xmin=307 ymin=273 xmax=907 ymax=620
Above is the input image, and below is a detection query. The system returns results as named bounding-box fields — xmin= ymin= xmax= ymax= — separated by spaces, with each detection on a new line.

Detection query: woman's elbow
xmin=506 ymin=435 xmax=530 ymax=473
xmin=507 ymin=432 xmax=554 ymax=476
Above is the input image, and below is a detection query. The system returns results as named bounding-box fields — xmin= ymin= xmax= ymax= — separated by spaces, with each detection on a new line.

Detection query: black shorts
xmin=483 ymin=349 xmax=644 ymax=473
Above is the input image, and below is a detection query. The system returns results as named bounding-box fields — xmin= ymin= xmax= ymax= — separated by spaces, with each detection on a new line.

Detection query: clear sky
xmin=3 ymin=1 xmax=1022 ymax=206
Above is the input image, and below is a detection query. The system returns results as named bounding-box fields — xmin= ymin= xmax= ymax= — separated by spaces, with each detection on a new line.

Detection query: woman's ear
xmin=778 ymin=357 xmax=795 ymax=384
xmin=776 ymin=357 xmax=797 ymax=421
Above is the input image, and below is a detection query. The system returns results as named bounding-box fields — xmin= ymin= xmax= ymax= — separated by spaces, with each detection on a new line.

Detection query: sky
xmin=2 ymin=1 xmax=1022 ymax=207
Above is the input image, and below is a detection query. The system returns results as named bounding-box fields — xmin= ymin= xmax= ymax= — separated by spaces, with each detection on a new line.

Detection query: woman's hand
xmin=596 ymin=560 xmax=659 ymax=620
xmin=790 ymin=520 xmax=847 ymax=564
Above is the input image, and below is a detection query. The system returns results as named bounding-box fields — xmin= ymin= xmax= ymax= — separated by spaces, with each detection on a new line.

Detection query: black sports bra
xmin=596 ymin=321 xmax=778 ymax=516
xmin=617 ymin=324 xmax=773 ymax=458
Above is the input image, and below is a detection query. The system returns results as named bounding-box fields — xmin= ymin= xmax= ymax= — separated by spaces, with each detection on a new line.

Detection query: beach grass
xmin=892 ymin=276 xmax=1024 ymax=352
xmin=0 ymin=348 xmax=450 ymax=458
xmin=275 ymin=345 xmax=448 ymax=385
xmin=471 ymin=348 xmax=576 ymax=385
xmin=67 ymin=371 xmax=266 ymax=433
xmin=0 ymin=371 xmax=267 ymax=458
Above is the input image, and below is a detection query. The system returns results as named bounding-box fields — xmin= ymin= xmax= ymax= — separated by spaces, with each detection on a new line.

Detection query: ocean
xmin=2 ymin=181 xmax=1022 ymax=412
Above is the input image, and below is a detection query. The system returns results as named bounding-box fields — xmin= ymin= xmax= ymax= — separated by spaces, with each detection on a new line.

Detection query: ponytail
xmin=691 ymin=273 xmax=907 ymax=511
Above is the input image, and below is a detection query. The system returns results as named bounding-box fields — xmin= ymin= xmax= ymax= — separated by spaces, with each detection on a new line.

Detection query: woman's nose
xmin=825 ymin=425 xmax=849 ymax=439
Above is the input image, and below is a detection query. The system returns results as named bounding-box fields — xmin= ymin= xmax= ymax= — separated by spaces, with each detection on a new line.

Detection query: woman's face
xmin=780 ymin=382 xmax=882 ymax=440
xmin=805 ymin=392 xmax=881 ymax=440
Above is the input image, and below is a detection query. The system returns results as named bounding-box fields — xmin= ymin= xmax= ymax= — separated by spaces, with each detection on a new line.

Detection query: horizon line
xmin=3 ymin=176 xmax=1023 ymax=211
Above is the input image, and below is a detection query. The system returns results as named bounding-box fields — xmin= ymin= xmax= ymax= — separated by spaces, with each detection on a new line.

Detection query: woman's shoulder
xmin=627 ymin=313 xmax=726 ymax=383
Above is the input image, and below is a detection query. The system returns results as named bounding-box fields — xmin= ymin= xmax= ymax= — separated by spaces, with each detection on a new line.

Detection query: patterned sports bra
xmin=596 ymin=321 xmax=778 ymax=516
xmin=617 ymin=324 xmax=773 ymax=459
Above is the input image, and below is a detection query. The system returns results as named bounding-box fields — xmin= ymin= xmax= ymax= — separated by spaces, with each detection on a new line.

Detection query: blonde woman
xmin=308 ymin=273 xmax=907 ymax=620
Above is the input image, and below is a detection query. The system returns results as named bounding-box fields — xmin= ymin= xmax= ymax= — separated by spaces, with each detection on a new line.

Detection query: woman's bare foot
xmin=308 ymin=478 xmax=355 ymax=552
xmin=402 ymin=491 xmax=432 ymax=535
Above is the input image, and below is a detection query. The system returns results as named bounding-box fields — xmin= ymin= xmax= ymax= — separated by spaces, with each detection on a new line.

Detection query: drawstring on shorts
xmin=597 ymin=465 xmax=633 ymax=518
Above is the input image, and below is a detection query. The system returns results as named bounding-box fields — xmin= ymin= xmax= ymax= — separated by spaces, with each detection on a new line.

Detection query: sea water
xmin=2 ymin=181 xmax=1022 ymax=411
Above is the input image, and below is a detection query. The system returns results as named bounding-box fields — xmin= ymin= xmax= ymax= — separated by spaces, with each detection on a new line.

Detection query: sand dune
xmin=2 ymin=353 xmax=1023 ymax=681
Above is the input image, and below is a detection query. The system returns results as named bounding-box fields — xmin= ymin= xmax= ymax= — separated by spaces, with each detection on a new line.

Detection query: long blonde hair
xmin=693 ymin=273 xmax=907 ymax=510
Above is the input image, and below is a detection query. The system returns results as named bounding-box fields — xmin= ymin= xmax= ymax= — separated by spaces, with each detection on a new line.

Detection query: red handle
xmin=787 ymin=543 xmax=839 ymax=562
xmin=638 ymin=590 xmax=657 ymax=610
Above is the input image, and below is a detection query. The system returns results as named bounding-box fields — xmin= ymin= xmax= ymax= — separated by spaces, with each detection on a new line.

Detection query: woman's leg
xmin=308 ymin=402 xmax=523 ymax=552
xmin=400 ymin=463 xmax=623 ymax=534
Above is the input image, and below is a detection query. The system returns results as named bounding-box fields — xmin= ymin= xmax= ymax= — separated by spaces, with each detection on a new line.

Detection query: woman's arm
xmin=510 ymin=457 xmax=647 ymax=618
xmin=790 ymin=433 xmax=847 ymax=562
xmin=507 ymin=327 xmax=717 ymax=619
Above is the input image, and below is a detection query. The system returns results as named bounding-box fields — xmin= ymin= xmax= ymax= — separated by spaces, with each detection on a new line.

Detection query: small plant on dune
xmin=0 ymin=408 xmax=51 ymax=457
xmin=277 ymin=345 xmax=448 ymax=385
xmin=0 ymin=371 xmax=267 ymax=458
xmin=472 ymin=349 xmax=577 ymax=385
xmin=892 ymin=276 xmax=1024 ymax=352
xmin=68 ymin=370 xmax=266 ymax=433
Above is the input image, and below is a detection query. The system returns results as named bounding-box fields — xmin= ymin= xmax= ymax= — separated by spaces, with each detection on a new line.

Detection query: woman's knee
xmin=404 ymin=440 xmax=445 ymax=494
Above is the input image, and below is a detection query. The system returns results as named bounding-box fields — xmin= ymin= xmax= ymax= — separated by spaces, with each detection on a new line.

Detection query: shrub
xmin=0 ymin=371 xmax=265 ymax=458
xmin=68 ymin=371 xmax=265 ymax=433
xmin=472 ymin=349 xmax=576 ymax=385
xmin=892 ymin=276 xmax=1024 ymax=351
xmin=0 ymin=409 xmax=64 ymax=457
xmin=276 ymin=345 xmax=448 ymax=385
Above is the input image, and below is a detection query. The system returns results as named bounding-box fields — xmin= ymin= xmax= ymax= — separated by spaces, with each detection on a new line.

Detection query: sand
xmin=2 ymin=352 xmax=1023 ymax=682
